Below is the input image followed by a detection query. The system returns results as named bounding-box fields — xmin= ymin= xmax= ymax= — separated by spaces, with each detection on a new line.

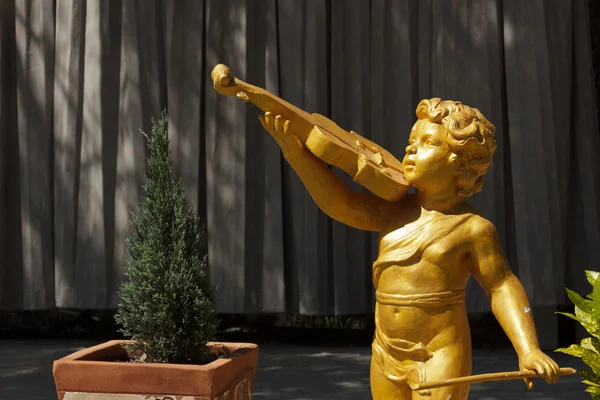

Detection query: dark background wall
xmin=1 ymin=0 xmax=600 ymax=348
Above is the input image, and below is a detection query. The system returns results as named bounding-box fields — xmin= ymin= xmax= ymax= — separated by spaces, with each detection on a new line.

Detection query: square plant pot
xmin=53 ymin=340 xmax=258 ymax=400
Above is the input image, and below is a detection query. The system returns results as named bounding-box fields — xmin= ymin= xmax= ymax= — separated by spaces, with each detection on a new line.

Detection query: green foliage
xmin=557 ymin=270 xmax=600 ymax=398
xmin=114 ymin=112 xmax=217 ymax=365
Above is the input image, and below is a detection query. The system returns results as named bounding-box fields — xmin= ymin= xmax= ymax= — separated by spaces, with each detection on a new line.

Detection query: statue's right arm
xmin=259 ymin=113 xmax=383 ymax=232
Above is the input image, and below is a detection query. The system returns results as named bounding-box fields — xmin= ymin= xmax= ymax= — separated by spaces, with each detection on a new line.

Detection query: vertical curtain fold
xmin=277 ymin=0 xmax=332 ymax=314
xmin=0 ymin=1 xmax=597 ymax=329
xmin=54 ymin=0 xmax=85 ymax=308
xmin=14 ymin=0 xmax=55 ymax=310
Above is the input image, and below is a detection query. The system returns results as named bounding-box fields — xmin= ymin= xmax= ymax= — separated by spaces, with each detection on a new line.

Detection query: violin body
xmin=211 ymin=64 xmax=408 ymax=202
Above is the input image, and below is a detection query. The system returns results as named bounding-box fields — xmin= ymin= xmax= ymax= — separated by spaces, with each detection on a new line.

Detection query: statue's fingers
xmin=539 ymin=361 xmax=553 ymax=384
xmin=283 ymin=120 xmax=291 ymax=135
xmin=533 ymin=361 xmax=548 ymax=380
xmin=265 ymin=111 xmax=273 ymax=128
xmin=524 ymin=377 xmax=534 ymax=390
xmin=274 ymin=115 xmax=282 ymax=132
xmin=290 ymin=133 xmax=303 ymax=148
xmin=258 ymin=114 xmax=268 ymax=130
xmin=553 ymin=363 xmax=561 ymax=383
xmin=546 ymin=360 xmax=559 ymax=383
xmin=259 ymin=114 xmax=278 ymax=140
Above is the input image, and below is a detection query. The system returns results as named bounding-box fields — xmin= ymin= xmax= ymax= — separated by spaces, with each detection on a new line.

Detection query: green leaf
xmin=580 ymin=370 xmax=600 ymax=386
xmin=555 ymin=343 xmax=600 ymax=378
xmin=585 ymin=270 xmax=600 ymax=302
xmin=567 ymin=288 xmax=595 ymax=316
xmin=583 ymin=352 xmax=600 ymax=373
xmin=582 ymin=337 xmax=600 ymax=354
xmin=556 ymin=311 xmax=578 ymax=321
xmin=565 ymin=288 xmax=600 ymax=339
xmin=586 ymin=385 xmax=600 ymax=396
xmin=587 ymin=270 xmax=600 ymax=287
xmin=555 ymin=344 xmax=585 ymax=358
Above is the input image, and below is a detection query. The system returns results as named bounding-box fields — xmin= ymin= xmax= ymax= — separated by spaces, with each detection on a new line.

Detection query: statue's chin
xmin=403 ymin=173 xmax=421 ymax=190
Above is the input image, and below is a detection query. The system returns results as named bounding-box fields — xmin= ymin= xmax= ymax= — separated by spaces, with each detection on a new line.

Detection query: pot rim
xmin=54 ymin=339 xmax=258 ymax=369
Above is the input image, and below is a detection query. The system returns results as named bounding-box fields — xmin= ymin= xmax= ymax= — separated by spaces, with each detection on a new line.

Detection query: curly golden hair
xmin=415 ymin=98 xmax=497 ymax=197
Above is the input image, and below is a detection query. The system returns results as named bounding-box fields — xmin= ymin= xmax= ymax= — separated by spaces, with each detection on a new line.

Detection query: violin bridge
xmin=373 ymin=152 xmax=384 ymax=166
xmin=355 ymin=154 xmax=385 ymax=182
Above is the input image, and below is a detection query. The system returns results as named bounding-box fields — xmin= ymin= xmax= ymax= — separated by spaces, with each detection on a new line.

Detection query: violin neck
xmin=231 ymin=78 xmax=319 ymax=142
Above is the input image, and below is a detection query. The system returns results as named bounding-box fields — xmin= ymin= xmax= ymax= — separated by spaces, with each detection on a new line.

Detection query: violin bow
xmin=408 ymin=367 xmax=577 ymax=392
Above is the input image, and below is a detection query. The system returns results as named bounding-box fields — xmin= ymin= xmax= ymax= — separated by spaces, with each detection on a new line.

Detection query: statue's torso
xmin=374 ymin=196 xmax=478 ymax=350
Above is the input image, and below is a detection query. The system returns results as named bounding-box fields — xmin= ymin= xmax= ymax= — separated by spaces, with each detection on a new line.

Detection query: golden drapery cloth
xmin=371 ymin=289 xmax=467 ymax=393
xmin=371 ymin=212 xmax=474 ymax=394
xmin=372 ymin=322 xmax=432 ymax=384
xmin=375 ymin=289 xmax=466 ymax=308
xmin=373 ymin=212 xmax=474 ymax=287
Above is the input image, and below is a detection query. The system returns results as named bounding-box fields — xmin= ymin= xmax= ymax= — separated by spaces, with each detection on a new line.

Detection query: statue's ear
xmin=449 ymin=153 xmax=460 ymax=168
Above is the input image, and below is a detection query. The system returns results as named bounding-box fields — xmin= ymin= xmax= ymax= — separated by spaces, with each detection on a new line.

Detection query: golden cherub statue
xmin=211 ymin=64 xmax=574 ymax=399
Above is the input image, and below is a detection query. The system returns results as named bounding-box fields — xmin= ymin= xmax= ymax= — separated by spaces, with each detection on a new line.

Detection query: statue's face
xmin=402 ymin=119 xmax=457 ymax=193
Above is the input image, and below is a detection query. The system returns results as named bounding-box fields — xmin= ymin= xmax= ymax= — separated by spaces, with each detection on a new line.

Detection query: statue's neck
xmin=417 ymin=188 xmax=465 ymax=213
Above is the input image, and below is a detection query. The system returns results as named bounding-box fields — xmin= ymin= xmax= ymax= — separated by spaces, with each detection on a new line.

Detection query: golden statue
xmin=211 ymin=64 xmax=574 ymax=399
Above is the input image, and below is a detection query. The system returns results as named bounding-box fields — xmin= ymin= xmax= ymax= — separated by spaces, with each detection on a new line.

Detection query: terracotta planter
xmin=53 ymin=340 xmax=259 ymax=400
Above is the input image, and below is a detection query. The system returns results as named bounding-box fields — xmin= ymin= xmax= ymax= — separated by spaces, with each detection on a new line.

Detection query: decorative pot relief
xmin=212 ymin=376 xmax=253 ymax=400
xmin=62 ymin=376 xmax=252 ymax=400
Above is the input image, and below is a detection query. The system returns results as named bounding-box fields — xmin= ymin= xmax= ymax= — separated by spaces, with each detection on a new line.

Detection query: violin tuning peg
xmin=236 ymin=92 xmax=250 ymax=102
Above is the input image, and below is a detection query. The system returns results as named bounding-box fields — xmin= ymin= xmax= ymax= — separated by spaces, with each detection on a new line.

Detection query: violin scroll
xmin=211 ymin=64 xmax=241 ymax=97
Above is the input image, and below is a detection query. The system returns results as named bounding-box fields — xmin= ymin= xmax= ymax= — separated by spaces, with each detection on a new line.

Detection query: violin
xmin=211 ymin=64 xmax=408 ymax=202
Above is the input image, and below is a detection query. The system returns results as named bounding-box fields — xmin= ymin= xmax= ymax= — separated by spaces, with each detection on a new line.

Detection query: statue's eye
xmin=426 ymin=139 xmax=436 ymax=146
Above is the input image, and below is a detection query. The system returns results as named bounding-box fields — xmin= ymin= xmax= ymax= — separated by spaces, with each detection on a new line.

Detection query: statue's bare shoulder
xmin=461 ymin=207 xmax=501 ymax=243
xmin=459 ymin=207 xmax=512 ymax=290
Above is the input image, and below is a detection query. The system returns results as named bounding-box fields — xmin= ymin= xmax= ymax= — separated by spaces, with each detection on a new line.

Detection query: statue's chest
xmin=377 ymin=214 xmax=468 ymax=265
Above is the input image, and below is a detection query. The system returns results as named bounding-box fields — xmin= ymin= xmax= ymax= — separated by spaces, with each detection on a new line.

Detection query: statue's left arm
xmin=469 ymin=217 xmax=560 ymax=387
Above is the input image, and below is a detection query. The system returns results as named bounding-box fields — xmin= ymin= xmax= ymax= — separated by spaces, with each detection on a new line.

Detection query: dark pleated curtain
xmin=1 ymin=1 xmax=599 ymax=333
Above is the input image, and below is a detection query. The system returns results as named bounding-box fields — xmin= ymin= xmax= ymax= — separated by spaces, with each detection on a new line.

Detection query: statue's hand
xmin=258 ymin=112 xmax=304 ymax=159
xmin=519 ymin=349 xmax=560 ymax=388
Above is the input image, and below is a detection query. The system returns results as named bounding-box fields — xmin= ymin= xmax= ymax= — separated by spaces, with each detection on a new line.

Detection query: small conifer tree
xmin=115 ymin=112 xmax=217 ymax=365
